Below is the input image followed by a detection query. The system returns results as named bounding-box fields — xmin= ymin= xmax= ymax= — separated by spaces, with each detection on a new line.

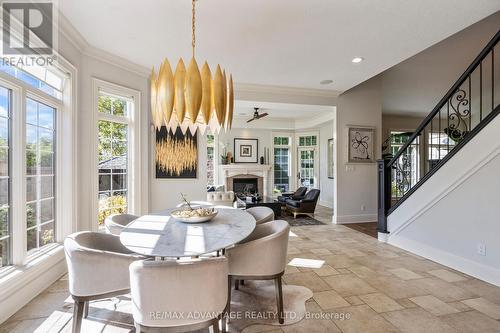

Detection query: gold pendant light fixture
xmin=150 ymin=0 xmax=234 ymax=135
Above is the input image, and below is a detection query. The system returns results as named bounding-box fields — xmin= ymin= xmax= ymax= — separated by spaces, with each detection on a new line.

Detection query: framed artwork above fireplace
xmin=234 ymin=138 xmax=259 ymax=163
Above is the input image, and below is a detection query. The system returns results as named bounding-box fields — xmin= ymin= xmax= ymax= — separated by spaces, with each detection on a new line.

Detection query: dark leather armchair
xmin=286 ymin=189 xmax=321 ymax=218
xmin=277 ymin=187 xmax=307 ymax=205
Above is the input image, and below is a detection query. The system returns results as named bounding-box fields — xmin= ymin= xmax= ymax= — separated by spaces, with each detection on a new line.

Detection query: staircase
xmin=378 ymin=29 xmax=500 ymax=234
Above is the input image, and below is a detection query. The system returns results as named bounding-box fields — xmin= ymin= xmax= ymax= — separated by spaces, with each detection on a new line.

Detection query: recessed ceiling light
xmin=352 ymin=57 xmax=364 ymax=63
xmin=320 ymin=79 xmax=333 ymax=85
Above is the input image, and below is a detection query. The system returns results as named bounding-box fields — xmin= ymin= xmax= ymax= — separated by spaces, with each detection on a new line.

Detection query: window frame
xmin=0 ymin=56 xmax=76 ymax=270
xmin=92 ymin=78 xmax=141 ymax=231
xmin=295 ymin=131 xmax=320 ymax=189
xmin=272 ymin=134 xmax=293 ymax=193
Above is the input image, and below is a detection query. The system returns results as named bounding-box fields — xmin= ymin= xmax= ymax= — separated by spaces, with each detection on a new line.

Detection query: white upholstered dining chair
xmin=246 ymin=206 xmax=274 ymax=225
xmin=104 ymin=213 xmax=139 ymax=235
xmin=129 ymin=257 xmax=228 ymax=333
xmin=64 ymin=231 xmax=142 ymax=333
xmin=224 ymin=220 xmax=290 ymax=327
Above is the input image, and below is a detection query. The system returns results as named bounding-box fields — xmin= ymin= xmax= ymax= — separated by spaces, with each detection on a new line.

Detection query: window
xmin=26 ymin=99 xmax=56 ymax=251
xmin=298 ymin=135 xmax=317 ymax=147
xmin=390 ymin=131 xmax=419 ymax=198
xmin=97 ymin=93 xmax=130 ymax=225
xmin=207 ymin=134 xmax=215 ymax=186
xmin=297 ymin=134 xmax=318 ymax=189
xmin=94 ymin=79 xmax=140 ymax=230
xmin=273 ymin=136 xmax=291 ymax=193
xmin=0 ymin=60 xmax=74 ymax=270
xmin=428 ymin=132 xmax=456 ymax=168
xmin=0 ymin=63 xmax=63 ymax=100
xmin=0 ymin=87 xmax=10 ymax=267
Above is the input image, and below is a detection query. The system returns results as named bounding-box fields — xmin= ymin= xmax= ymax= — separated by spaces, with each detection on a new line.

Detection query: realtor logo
xmin=1 ymin=1 xmax=55 ymax=55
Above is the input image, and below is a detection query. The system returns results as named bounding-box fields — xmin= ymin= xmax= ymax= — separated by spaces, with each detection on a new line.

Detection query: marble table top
xmin=120 ymin=207 xmax=256 ymax=257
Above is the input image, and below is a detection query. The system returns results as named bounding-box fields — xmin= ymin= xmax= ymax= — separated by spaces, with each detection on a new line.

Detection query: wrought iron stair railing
xmin=378 ymin=29 xmax=500 ymax=233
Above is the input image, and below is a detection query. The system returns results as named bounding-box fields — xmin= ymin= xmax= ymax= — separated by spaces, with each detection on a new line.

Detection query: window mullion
xmin=11 ymin=86 xmax=27 ymax=265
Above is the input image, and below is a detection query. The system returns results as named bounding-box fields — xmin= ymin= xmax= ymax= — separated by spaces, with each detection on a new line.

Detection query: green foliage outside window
xmin=98 ymin=195 xmax=127 ymax=225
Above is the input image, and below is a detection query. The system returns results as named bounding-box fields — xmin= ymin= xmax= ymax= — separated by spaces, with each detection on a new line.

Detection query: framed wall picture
xmin=328 ymin=138 xmax=334 ymax=179
xmin=156 ymin=126 xmax=198 ymax=178
xmin=347 ymin=126 xmax=375 ymax=163
xmin=234 ymin=138 xmax=258 ymax=163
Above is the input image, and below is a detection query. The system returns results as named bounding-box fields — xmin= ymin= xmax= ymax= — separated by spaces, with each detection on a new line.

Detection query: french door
xmin=297 ymin=147 xmax=318 ymax=189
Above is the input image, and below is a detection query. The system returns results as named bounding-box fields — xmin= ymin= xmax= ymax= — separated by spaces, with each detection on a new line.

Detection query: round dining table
xmin=119 ymin=207 xmax=256 ymax=258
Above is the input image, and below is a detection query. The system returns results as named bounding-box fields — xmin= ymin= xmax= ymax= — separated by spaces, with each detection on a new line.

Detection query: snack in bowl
xmin=171 ymin=207 xmax=218 ymax=223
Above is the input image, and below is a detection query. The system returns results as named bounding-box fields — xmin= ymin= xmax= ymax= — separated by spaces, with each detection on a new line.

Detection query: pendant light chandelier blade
xmin=212 ymin=65 xmax=225 ymax=127
xmin=200 ymin=62 xmax=212 ymax=124
xmin=158 ymin=59 xmax=175 ymax=125
xmin=186 ymin=57 xmax=203 ymax=122
xmin=150 ymin=68 xmax=158 ymax=128
xmin=227 ymin=74 xmax=234 ymax=129
xmin=174 ymin=59 xmax=187 ymax=123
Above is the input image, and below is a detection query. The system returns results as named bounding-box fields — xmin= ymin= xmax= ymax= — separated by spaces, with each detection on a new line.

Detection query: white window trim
xmin=0 ymin=55 xmax=77 ymax=269
xmin=91 ymin=78 xmax=141 ymax=231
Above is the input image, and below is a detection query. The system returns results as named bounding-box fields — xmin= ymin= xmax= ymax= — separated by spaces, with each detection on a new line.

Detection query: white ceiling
xmin=60 ymin=0 xmax=499 ymax=92
xmin=234 ymin=101 xmax=333 ymax=120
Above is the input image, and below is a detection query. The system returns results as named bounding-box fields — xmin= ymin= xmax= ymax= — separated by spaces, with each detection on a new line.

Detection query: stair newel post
xmin=377 ymin=159 xmax=391 ymax=234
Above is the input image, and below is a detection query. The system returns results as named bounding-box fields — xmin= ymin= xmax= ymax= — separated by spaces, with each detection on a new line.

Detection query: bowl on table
xmin=170 ymin=207 xmax=218 ymax=223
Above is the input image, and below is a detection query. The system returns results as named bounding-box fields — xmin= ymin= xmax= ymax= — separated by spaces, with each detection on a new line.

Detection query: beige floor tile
xmin=321 ymin=254 xmax=356 ymax=268
xmin=281 ymin=315 xmax=341 ymax=333
xmin=282 ymin=272 xmax=331 ymax=292
xmin=313 ymin=290 xmax=350 ymax=309
xmin=409 ymin=295 xmax=459 ymax=316
xmin=336 ymin=268 xmax=351 ymax=274
xmin=396 ymin=298 xmax=419 ymax=309
xmin=382 ymin=307 xmax=458 ymax=333
xmin=345 ymin=295 xmax=365 ymax=306
xmin=447 ymin=301 xmax=472 ymax=312
xmin=310 ymin=248 xmax=332 ymax=255
xmin=332 ymin=305 xmax=399 ymax=333
xmin=313 ymin=265 xmax=339 ymax=277
xmin=242 ymin=324 xmax=283 ymax=333
xmin=455 ymin=279 xmax=500 ymax=305
xmin=388 ymin=268 xmax=423 ymax=280
xmin=322 ymin=274 xmax=377 ymax=297
xmin=359 ymin=293 xmax=404 ymax=313
xmin=408 ymin=278 xmax=476 ymax=302
xmin=348 ymin=265 xmax=378 ymax=279
xmin=368 ymin=276 xmax=428 ymax=300
xmin=428 ymin=269 xmax=467 ymax=283
xmin=441 ymin=310 xmax=500 ymax=332
xmin=461 ymin=297 xmax=500 ymax=320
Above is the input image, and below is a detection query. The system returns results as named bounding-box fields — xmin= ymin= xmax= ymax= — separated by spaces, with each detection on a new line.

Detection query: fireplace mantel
xmin=220 ymin=164 xmax=272 ymax=197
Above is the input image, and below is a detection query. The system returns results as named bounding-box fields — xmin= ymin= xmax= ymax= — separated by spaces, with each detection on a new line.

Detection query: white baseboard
xmin=389 ymin=234 xmax=500 ymax=287
xmin=333 ymin=213 xmax=377 ymax=224
xmin=319 ymin=200 xmax=333 ymax=209
xmin=378 ymin=232 xmax=389 ymax=242
xmin=0 ymin=248 xmax=67 ymax=324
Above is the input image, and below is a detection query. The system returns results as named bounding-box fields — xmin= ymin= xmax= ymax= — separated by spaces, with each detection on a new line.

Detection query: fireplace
xmin=233 ymin=178 xmax=258 ymax=196
xmin=220 ymin=164 xmax=272 ymax=197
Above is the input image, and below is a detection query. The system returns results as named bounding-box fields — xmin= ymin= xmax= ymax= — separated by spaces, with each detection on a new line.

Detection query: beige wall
xmin=334 ymin=76 xmax=382 ymax=223
xmin=382 ymin=114 xmax=424 ymax=142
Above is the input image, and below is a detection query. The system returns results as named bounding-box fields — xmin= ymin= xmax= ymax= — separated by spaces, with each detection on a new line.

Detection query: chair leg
xmin=212 ymin=318 xmax=220 ymax=333
xmin=235 ymin=279 xmax=239 ymax=290
xmin=274 ymin=276 xmax=284 ymax=324
xmin=241 ymin=280 xmax=245 ymax=286
xmin=222 ymin=276 xmax=231 ymax=333
xmin=134 ymin=322 xmax=142 ymax=333
xmin=83 ymin=301 xmax=89 ymax=319
xmin=72 ymin=299 xmax=85 ymax=333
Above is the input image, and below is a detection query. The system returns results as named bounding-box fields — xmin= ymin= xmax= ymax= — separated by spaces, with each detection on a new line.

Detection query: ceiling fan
xmin=247 ymin=107 xmax=269 ymax=123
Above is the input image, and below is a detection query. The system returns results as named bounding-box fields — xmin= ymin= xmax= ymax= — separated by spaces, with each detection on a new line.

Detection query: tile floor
xmin=2 ymin=206 xmax=500 ymax=332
